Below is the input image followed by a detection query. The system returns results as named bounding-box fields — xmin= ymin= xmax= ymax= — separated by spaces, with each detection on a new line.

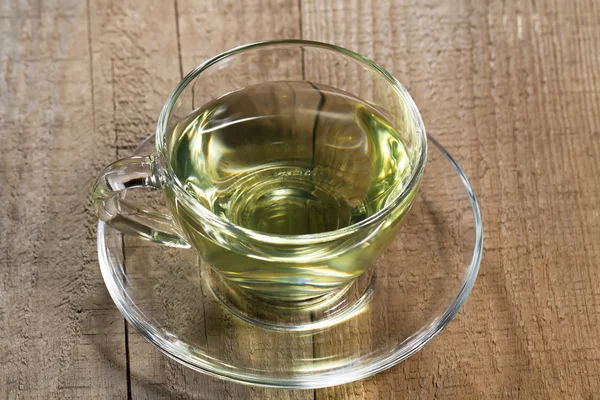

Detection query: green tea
xmin=168 ymin=81 xmax=417 ymax=300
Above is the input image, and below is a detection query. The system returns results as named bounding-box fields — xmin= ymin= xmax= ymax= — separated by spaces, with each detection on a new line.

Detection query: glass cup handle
xmin=92 ymin=155 xmax=190 ymax=248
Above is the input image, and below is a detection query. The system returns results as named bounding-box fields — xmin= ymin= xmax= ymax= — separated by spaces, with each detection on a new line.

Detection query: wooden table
xmin=1 ymin=0 xmax=599 ymax=398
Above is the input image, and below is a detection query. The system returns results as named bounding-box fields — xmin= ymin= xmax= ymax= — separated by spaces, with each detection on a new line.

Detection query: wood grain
xmin=1 ymin=0 xmax=600 ymax=398
xmin=0 ymin=0 xmax=127 ymax=398
xmin=85 ymin=0 xmax=183 ymax=398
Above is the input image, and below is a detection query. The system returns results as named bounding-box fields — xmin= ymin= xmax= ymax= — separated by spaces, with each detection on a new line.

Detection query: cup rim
xmin=156 ymin=39 xmax=427 ymax=245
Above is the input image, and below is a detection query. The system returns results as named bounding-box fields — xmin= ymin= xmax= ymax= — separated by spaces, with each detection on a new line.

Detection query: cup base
xmin=204 ymin=263 xmax=375 ymax=331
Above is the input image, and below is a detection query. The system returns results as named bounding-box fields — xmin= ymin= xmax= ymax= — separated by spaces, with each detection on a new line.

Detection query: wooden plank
xmin=86 ymin=0 xmax=190 ymax=399
xmin=302 ymin=0 xmax=600 ymax=398
xmin=84 ymin=0 xmax=192 ymax=399
xmin=88 ymin=0 xmax=184 ymax=154
xmin=0 ymin=0 xmax=127 ymax=398
xmin=120 ymin=0 xmax=313 ymax=398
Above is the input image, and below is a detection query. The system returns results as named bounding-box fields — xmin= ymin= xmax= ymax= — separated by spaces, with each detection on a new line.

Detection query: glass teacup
xmin=92 ymin=40 xmax=426 ymax=303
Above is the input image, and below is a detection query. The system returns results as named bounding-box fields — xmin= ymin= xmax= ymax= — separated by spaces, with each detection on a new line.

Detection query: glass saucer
xmin=97 ymin=134 xmax=482 ymax=389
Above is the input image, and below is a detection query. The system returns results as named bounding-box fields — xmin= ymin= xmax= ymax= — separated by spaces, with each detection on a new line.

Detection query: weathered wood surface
xmin=1 ymin=0 xmax=599 ymax=398
xmin=0 ymin=0 xmax=128 ymax=398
